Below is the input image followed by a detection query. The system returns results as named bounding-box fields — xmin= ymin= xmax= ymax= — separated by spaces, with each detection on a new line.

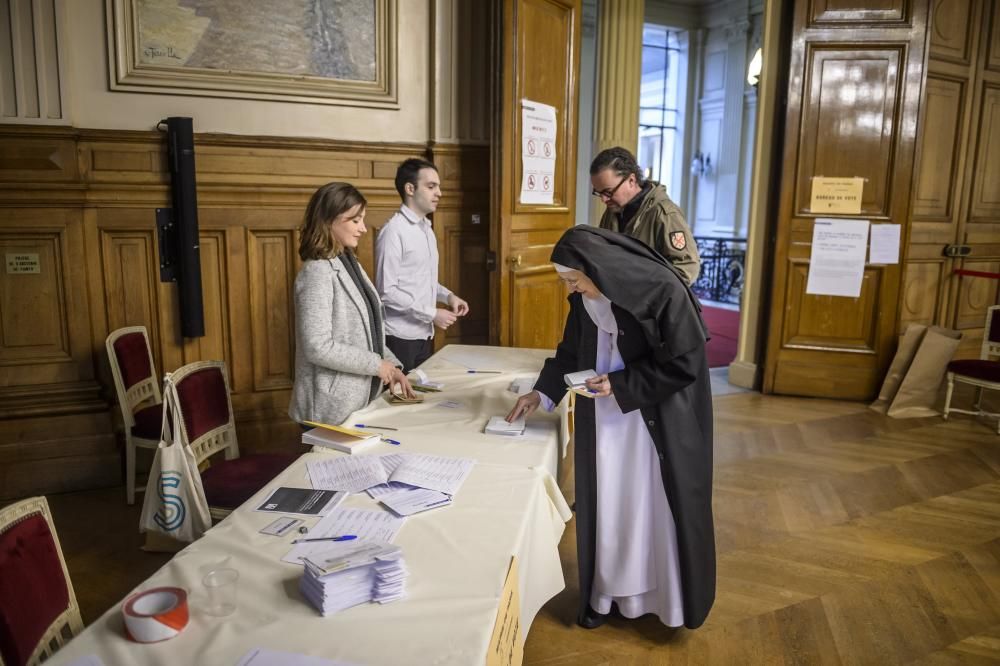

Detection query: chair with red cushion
xmin=944 ymin=305 xmax=1000 ymax=434
xmin=169 ymin=360 xmax=297 ymax=521
xmin=106 ymin=326 xmax=163 ymax=505
xmin=0 ymin=496 xmax=83 ymax=666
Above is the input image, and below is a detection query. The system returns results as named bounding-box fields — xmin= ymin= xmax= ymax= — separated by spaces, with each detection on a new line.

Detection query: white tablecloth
xmin=51 ymin=345 xmax=572 ymax=666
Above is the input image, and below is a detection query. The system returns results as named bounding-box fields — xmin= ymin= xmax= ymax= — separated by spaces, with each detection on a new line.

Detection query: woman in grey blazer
xmin=289 ymin=182 xmax=415 ymax=426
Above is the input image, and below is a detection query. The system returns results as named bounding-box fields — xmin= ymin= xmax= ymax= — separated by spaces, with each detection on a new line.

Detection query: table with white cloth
xmin=51 ymin=345 xmax=573 ymax=666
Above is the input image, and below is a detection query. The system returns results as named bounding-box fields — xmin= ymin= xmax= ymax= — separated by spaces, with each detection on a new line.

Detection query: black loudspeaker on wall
xmin=156 ymin=117 xmax=205 ymax=338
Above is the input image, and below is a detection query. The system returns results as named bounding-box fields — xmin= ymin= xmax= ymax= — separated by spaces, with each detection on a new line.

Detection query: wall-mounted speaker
xmin=156 ymin=117 xmax=205 ymax=338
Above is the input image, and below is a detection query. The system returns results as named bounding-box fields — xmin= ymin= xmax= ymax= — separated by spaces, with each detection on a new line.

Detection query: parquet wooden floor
xmin=525 ymin=392 xmax=1000 ymax=665
xmin=30 ymin=390 xmax=1000 ymax=665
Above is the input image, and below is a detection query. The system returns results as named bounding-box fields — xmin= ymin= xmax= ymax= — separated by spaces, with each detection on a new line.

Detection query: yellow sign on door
xmin=810 ymin=177 xmax=864 ymax=214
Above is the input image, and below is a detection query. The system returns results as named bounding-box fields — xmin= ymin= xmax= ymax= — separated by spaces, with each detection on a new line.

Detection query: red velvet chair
xmin=169 ymin=360 xmax=297 ymax=521
xmin=944 ymin=305 xmax=1000 ymax=434
xmin=0 ymin=496 xmax=82 ymax=666
xmin=106 ymin=326 xmax=163 ymax=505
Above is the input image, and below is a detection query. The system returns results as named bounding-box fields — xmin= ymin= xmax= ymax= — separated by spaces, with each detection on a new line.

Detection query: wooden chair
xmin=0 ymin=496 xmax=83 ymax=666
xmin=944 ymin=305 xmax=1000 ymax=434
xmin=169 ymin=360 xmax=297 ymax=521
xmin=106 ymin=326 xmax=163 ymax=505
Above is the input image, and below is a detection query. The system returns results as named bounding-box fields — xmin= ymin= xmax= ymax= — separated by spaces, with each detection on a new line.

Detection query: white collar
xmin=400 ymin=204 xmax=429 ymax=225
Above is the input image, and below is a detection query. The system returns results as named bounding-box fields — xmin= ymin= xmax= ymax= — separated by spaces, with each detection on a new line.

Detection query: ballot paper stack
xmin=485 ymin=416 xmax=525 ymax=436
xmin=300 ymin=542 xmax=407 ymax=616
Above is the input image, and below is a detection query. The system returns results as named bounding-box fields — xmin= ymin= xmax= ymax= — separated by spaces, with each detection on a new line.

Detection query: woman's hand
xmin=506 ymin=391 xmax=541 ymax=422
xmin=377 ymin=359 xmax=396 ymax=385
xmin=585 ymin=374 xmax=613 ymax=397
xmin=389 ymin=368 xmax=417 ymax=399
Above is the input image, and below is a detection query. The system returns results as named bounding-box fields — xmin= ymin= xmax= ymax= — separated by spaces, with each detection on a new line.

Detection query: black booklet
xmin=253 ymin=487 xmax=345 ymax=517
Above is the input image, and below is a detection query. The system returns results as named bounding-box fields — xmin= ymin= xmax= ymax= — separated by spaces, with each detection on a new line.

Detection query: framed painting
xmin=106 ymin=0 xmax=398 ymax=108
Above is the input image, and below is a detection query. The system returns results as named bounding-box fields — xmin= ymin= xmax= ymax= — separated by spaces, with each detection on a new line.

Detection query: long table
xmin=51 ymin=345 xmax=571 ymax=666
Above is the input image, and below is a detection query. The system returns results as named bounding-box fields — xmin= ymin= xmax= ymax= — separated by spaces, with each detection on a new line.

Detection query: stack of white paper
xmin=300 ymin=542 xmax=407 ymax=616
xmin=485 ymin=416 xmax=525 ymax=436
xmin=564 ymin=369 xmax=599 ymax=397
xmin=308 ymin=453 xmax=475 ymax=496
xmin=302 ymin=427 xmax=380 ymax=454
xmin=508 ymin=376 xmax=538 ymax=394
xmin=379 ymin=486 xmax=453 ymax=516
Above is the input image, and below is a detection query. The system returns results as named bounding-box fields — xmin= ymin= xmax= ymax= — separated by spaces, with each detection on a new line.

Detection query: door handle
xmin=943 ymin=244 xmax=972 ymax=257
xmin=509 ymin=254 xmax=523 ymax=268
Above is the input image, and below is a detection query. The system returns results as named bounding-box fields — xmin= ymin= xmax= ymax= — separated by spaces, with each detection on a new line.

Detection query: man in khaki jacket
xmin=590 ymin=147 xmax=700 ymax=285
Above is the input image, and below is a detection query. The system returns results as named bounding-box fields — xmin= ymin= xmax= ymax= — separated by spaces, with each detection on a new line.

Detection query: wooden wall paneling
xmin=763 ymin=0 xmax=930 ymax=399
xmin=795 ymin=47 xmax=903 ymax=218
xmin=928 ymin=0 xmax=975 ymax=64
xmin=912 ymin=76 xmax=964 ymax=220
xmin=247 ymin=228 xmax=296 ymax=393
xmin=493 ymin=0 xmax=581 ymax=348
xmin=969 ymin=85 xmax=1000 ymax=219
xmin=988 ymin=0 xmax=1000 ymax=72
xmin=809 ymin=0 xmax=909 ymax=26
xmin=430 ymin=144 xmax=491 ymax=349
xmin=0 ymin=127 xmax=490 ymax=496
xmin=0 ymin=207 xmax=115 ymax=499
xmin=900 ymin=261 xmax=943 ymax=326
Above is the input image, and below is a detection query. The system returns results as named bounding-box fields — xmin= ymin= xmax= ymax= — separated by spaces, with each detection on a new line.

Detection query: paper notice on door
xmin=869 ymin=224 xmax=901 ymax=264
xmin=520 ymin=100 xmax=556 ymax=205
xmin=810 ymin=177 xmax=864 ymax=214
xmin=805 ymin=218 xmax=870 ymax=298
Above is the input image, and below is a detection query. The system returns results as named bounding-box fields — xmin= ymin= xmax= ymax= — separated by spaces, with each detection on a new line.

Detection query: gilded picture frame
xmin=106 ymin=0 xmax=398 ymax=108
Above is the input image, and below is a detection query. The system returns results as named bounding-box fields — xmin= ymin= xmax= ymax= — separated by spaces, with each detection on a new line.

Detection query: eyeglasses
xmin=591 ymin=175 xmax=629 ymax=200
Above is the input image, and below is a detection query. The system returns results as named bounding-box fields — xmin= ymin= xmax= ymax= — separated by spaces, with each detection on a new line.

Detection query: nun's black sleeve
xmin=608 ymin=345 xmax=702 ymax=414
xmin=533 ymin=296 xmax=581 ymax=405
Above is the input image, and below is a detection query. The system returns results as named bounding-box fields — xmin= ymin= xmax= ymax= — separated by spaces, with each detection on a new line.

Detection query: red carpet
xmin=702 ymin=305 xmax=740 ymax=368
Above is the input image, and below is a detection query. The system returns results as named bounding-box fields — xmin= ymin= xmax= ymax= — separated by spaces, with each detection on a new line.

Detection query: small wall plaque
xmin=5 ymin=253 xmax=40 ymax=274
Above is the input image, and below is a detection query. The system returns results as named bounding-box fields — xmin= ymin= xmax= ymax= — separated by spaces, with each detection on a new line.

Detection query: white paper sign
xmin=520 ymin=100 xmax=556 ymax=205
xmin=869 ymin=224 xmax=901 ymax=265
xmin=805 ymin=219 xmax=870 ymax=298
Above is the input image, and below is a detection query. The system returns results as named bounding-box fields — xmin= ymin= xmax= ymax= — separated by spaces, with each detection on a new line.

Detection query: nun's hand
xmin=506 ymin=391 xmax=541 ymax=422
xmin=585 ymin=374 xmax=613 ymax=397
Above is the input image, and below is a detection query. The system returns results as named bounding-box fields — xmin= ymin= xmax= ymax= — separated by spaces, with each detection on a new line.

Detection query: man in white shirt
xmin=375 ymin=158 xmax=469 ymax=373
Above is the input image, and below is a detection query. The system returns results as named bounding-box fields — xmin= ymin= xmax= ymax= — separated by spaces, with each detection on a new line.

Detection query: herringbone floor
xmin=525 ymin=392 xmax=1000 ymax=665
xmin=38 ymin=391 xmax=1000 ymax=664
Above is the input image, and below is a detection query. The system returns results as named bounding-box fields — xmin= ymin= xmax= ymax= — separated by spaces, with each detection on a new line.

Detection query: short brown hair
xmin=394 ymin=158 xmax=437 ymax=199
xmin=298 ymin=182 xmax=367 ymax=261
xmin=590 ymin=147 xmax=644 ymax=185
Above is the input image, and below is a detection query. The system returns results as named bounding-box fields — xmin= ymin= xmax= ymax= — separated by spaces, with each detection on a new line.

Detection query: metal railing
xmin=691 ymin=236 xmax=746 ymax=305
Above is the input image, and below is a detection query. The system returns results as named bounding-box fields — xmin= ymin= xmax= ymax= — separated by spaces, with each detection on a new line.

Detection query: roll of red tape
xmin=122 ymin=586 xmax=189 ymax=643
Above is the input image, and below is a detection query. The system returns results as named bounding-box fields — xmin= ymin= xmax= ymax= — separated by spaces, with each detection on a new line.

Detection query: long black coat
xmin=534 ymin=275 xmax=715 ymax=629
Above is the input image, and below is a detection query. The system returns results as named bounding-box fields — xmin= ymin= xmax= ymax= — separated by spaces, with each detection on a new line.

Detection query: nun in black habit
xmin=506 ymin=225 xmax=715 ymax=630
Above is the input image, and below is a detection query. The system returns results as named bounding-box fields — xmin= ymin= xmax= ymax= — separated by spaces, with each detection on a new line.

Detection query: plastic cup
xmin=202 ymin=567 xmax=239 ymax=617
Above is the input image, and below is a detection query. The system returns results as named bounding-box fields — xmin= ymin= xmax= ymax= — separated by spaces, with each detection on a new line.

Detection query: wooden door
xmin=903 ymin=0 xmax=1000 ymax=358
xmin=763 ymin=0 xmax=931 ymax=399
xmin=490 ymin=0 xmax=581 ymax=348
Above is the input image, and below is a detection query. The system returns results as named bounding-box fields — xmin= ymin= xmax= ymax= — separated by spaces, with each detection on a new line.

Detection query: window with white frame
xmin=638 ymin=25 xmax=682 ymax=194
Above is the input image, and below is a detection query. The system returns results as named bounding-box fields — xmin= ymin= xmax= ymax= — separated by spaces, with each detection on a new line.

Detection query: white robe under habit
xmin=582 ymin=292 xmax=685 ymax=627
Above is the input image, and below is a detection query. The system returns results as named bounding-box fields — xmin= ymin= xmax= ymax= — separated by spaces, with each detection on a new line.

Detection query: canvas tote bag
xmin=139 ymin=376 xmax=212 ymax=545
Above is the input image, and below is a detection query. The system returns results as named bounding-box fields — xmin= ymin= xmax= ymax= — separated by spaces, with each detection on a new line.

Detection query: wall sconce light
xmin=690 ymin=151 xmax=713 ymax=177
xmin=747 ymin=47 xmax=763 ymax=87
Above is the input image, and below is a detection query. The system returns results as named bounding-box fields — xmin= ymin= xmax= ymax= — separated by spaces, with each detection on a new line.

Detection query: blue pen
xmin=467 ymin=370 xmax=502 ymax=374
xmin=383 ymin=438 xmax=401 ymax=446
xmin=292 ymin=534 xmax=357 ymax=544
xmin=355 ymin=423 xmax=398 ymax=431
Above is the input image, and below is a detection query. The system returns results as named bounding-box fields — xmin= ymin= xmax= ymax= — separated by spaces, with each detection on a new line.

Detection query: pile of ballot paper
xmin=484 ymin=416 xmax=525 ymax=436
xmin=300 ymin=542 xmax=407 ymax=616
